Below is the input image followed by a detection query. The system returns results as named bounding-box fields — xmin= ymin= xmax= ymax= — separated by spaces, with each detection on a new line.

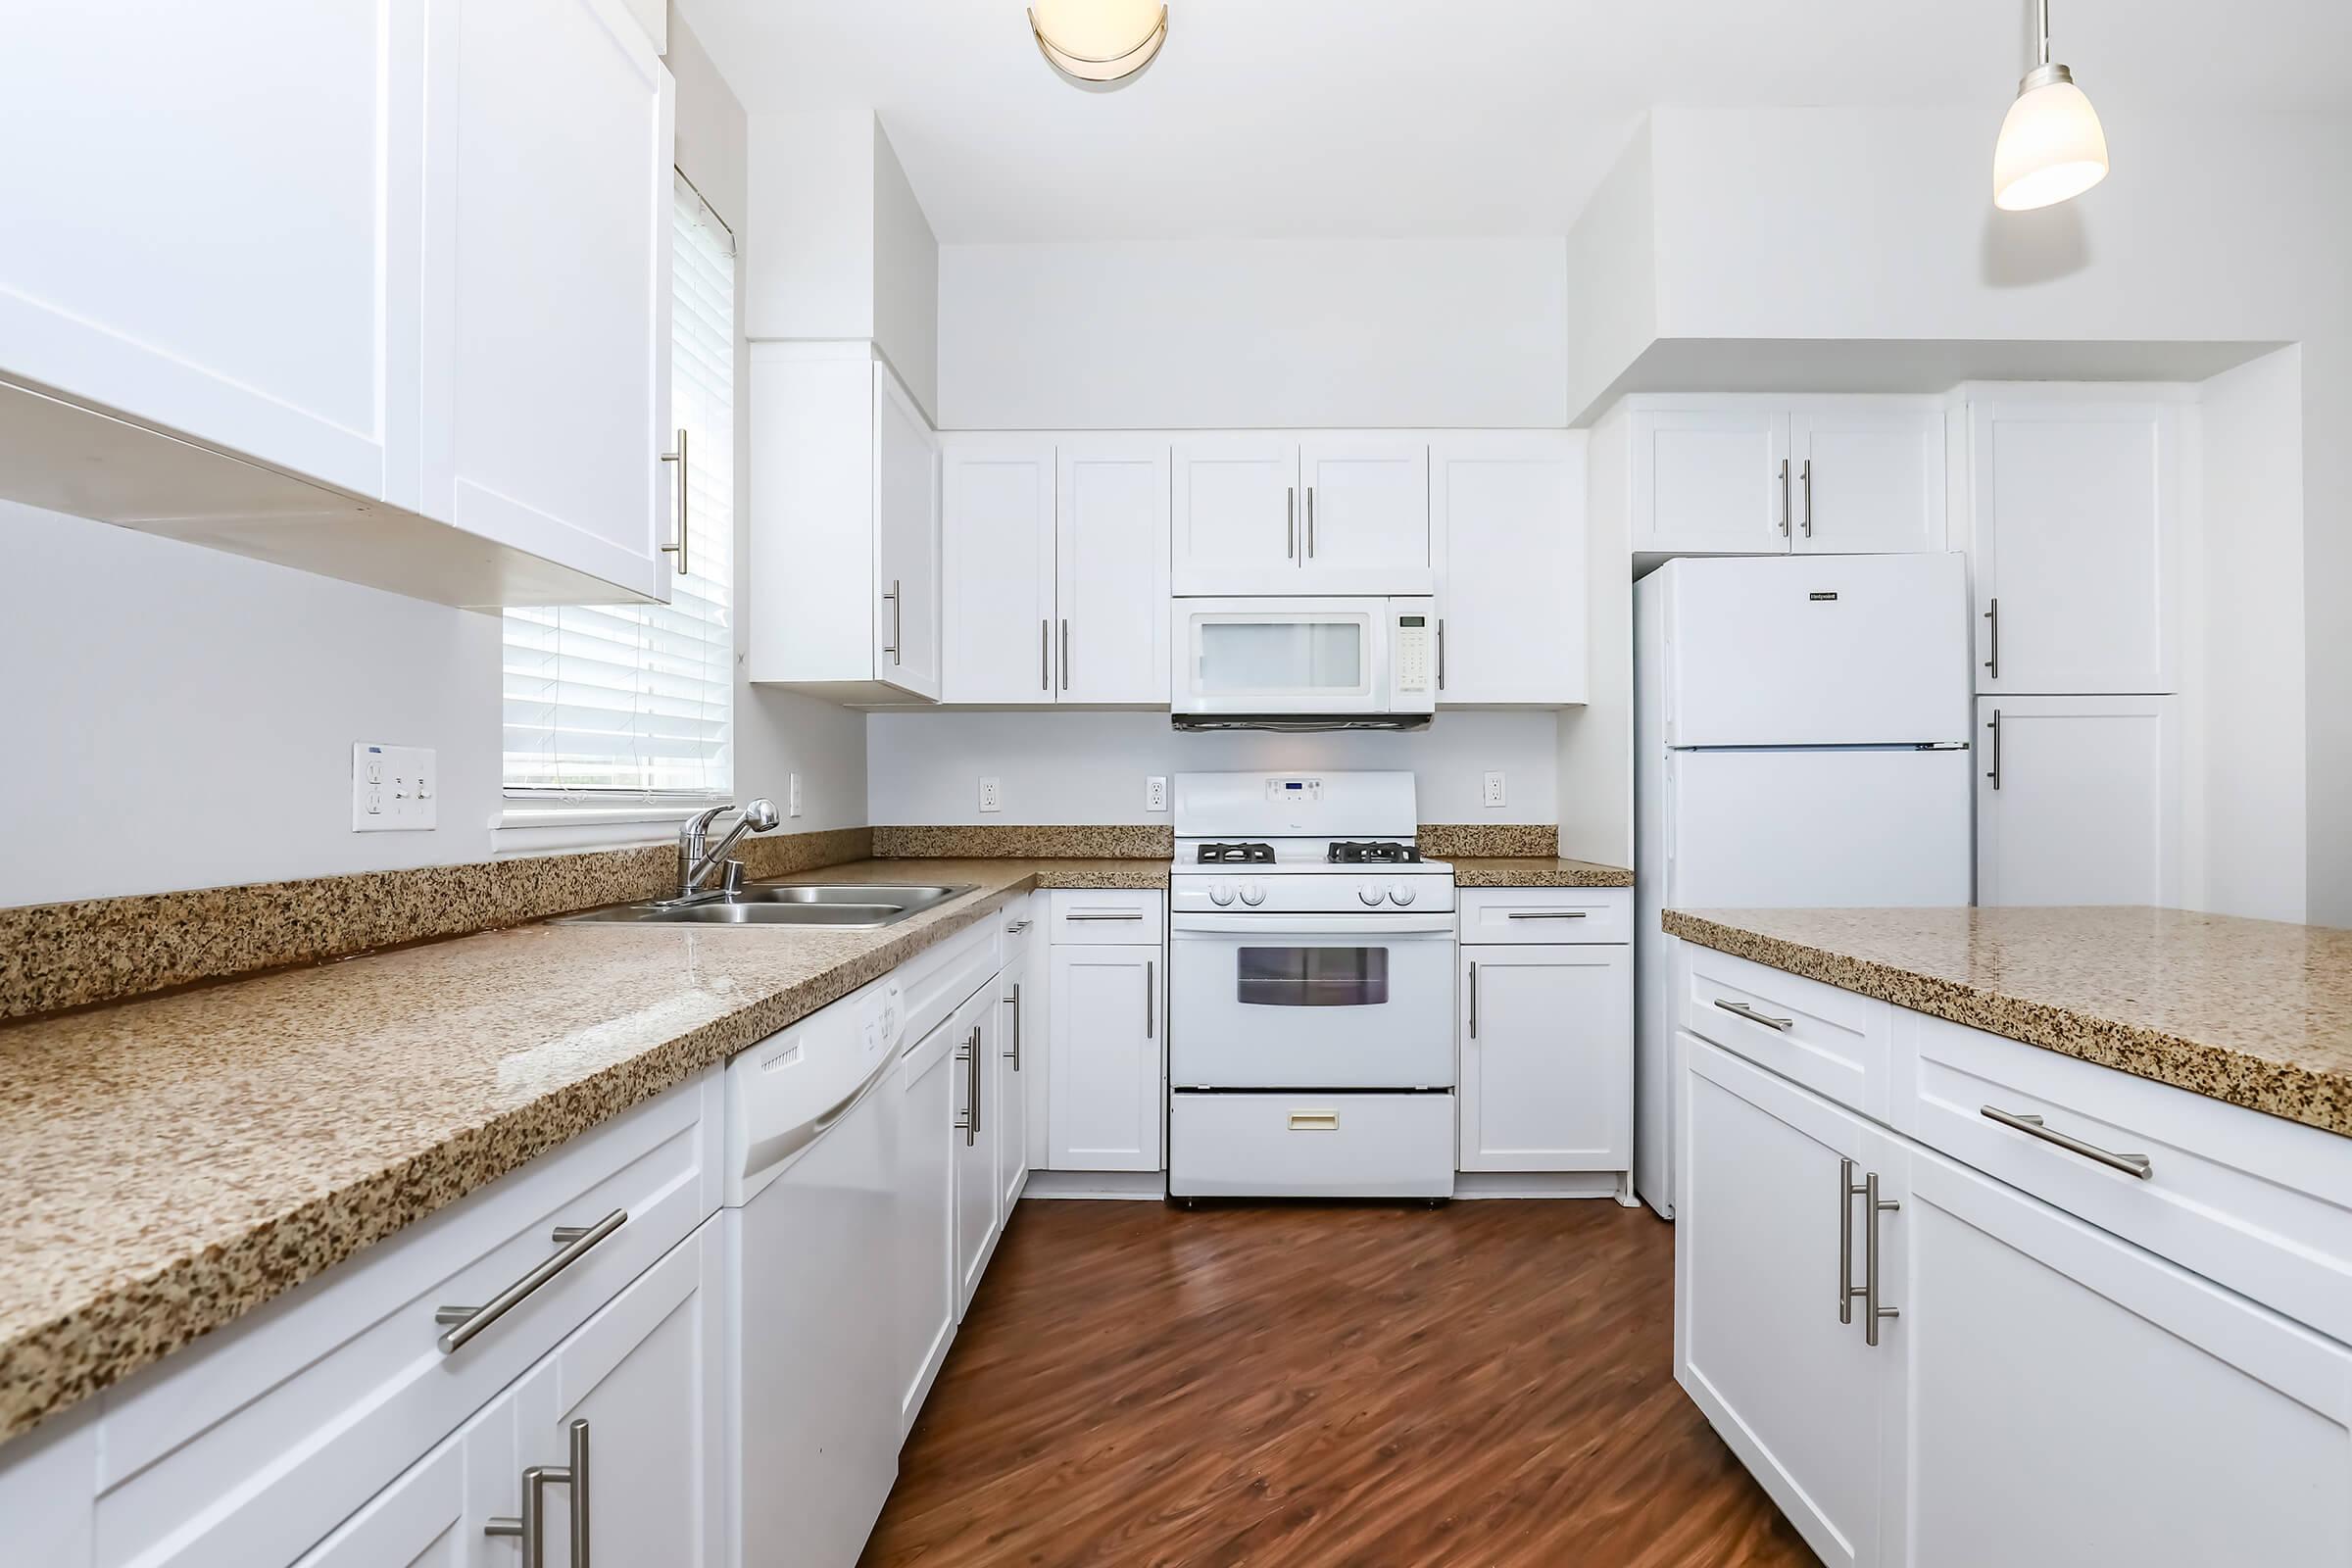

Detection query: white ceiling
xmin=677 ymin=0 xmax=2352 ymax=242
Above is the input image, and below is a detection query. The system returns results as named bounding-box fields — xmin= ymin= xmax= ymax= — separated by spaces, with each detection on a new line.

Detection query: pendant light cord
xmin=2036 ymin=0 xmax=2052 ymax=66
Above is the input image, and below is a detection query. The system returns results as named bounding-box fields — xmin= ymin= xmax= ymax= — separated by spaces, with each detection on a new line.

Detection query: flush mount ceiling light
xmin=1029 ymin=0 xmax=1167 ymax=86
xmin=1991 ymin=0 xmax=2109 ymax=210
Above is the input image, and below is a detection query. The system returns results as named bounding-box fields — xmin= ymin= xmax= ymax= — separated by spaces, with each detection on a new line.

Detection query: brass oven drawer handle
xmin=1713 ymin=998 xmax=1794 ymax=1032
xmin=437 ymin=1211 xmax=627 ymax=1353
xmin=1289 ymin=1111 xmax=1339 ymax=1131
xmin=1982 ymin=1106 xmax=2153 ymax=1178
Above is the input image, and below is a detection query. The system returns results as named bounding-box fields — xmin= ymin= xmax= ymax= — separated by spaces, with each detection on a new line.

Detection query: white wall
xmin=865 ymin=711 xmax=1559 ymax=827
xmin=937 ymin=238 xmax=1569 ymax=430
xmin=1562 ymin=122 xmax=1656 ymax=430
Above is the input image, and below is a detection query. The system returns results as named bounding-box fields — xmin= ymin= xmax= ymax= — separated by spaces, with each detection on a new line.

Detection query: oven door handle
xmin=1170 ymin=912 xmax=1458 ymax=937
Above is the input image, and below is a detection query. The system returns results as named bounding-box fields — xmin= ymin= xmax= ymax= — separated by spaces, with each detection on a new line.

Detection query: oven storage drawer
xmin=1170 ymin=1092 xmax=1454 ymax=1198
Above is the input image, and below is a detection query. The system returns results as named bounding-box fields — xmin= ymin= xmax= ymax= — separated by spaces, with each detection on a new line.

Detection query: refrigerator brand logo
xmin=1809 ymin=592 xmax=1839 ymax=601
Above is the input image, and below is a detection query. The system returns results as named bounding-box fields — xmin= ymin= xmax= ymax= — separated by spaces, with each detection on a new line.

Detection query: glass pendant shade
xmin=1030 ymin=0 xmax=1166 ymax=83
xmin=1992 ymin=65 xmax=2109 ymax=211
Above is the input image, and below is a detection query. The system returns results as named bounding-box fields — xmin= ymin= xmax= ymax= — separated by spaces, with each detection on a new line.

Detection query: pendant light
xmin=1029 ymin=0 xmax=1167 ymax=85
xmin=1992 ymin=0 xmax=2109 ymax=210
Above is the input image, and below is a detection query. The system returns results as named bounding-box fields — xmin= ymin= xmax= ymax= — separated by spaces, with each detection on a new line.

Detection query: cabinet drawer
xmin=1679 ymin=944 xmax=1891 ymax=1119
xmin=1902 ymin=1010 xmax=2352 ymax=1344
xmin=1458 ymin=886 xmax=1630 ymax=945
xmin=87 ymin=1069 xmax=719 ymax=1568
xmin=1170 ymin=1092 xmax=1453 ymax=1199
xmin=893 ymin=912 xmax=1003 ymax=1050
xmin=1047 ymin=889 xmax=1164 ymax=946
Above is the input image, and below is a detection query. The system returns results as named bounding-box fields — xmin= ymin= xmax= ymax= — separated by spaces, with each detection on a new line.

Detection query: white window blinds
xmin=502 ymin=173 xmax=736 ymax=801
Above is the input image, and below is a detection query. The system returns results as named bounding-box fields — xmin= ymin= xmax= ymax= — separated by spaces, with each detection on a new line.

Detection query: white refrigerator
xmin=1634 ymin=553 xmax=1974 ymax=1217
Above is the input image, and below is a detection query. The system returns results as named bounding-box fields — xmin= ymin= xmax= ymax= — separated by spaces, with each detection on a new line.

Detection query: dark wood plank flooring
xmin=860 ymin=1199 xmax=1814 ymax=1567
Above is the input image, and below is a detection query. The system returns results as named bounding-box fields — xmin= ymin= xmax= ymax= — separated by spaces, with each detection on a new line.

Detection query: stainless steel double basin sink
xmin=557 ymin=882 xmax=976 ymax=931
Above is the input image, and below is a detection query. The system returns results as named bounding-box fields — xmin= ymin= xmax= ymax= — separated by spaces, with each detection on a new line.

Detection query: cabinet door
xmin=1058 ymin=441 xmax=1172 ymax=704
xmin=1678 ymin=1035 xmax=1886 ymax=1568
xmin=1977 ymin=696 xmax=2179 ymax=906
xmin=1298 ymin=436 xmax=1431 ymax=590
xmin=1631 ymin=406 xmax=1791 ymax=554
xmin=1459 ymin=946 xmax=1630 ymax=1172
xmin=432 ymin=0 xmax=675 ymax=601
xmin=943 ymin=435 xmax=1056 ymax=703
xmin=1789 ymin=401 xmax=1946 ymax=555
xmin=292 ymin=1383 xmax=516 ymax=1568
xmin=999 ymin=964 xmax=1034 ymax=1212
xmin=874 ymin=367 xmax=943 ymax=700
xmin=896 ymin=1020 xmax=957 ymax=1433
xmin=1889 ymin=1145 xmax=2352 ymax=1567
xmin=515 ymin=1222 xmax=722 ymax=1568
xmin=1431 ymin=434 xmax=1586 ymax=705
xmin=1048 ymin=947 xmax=1164 ymax=1171
xmin=954 ymin=996 xmax=1003 ymax=1315
xmin=0 ymin=2 xmax=416 ymax=504
xmin=1171 ymin=436 xmax=1298 ymax=593
xmin=1971 ymin=399 xmax=2180 ymax=694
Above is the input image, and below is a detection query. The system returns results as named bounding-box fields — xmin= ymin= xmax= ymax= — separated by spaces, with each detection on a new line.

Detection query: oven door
xmin=1168 ymin=598 xmax=1393 ymax=717
xmin=1169 ymin=911 xmax=1456 ymax=1089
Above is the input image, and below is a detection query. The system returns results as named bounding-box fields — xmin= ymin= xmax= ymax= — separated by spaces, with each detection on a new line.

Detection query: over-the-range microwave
xmin=1169 ymin=596 xmax=1437 ymax=730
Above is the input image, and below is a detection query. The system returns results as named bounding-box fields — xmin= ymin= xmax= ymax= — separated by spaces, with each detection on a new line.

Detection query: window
xmin=501 ymin=172 xmax=737 ymax=804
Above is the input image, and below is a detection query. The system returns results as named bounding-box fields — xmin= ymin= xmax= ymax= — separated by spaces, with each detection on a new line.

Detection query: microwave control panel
xmin=1394 ymin=614 xmax=1434 ymax=695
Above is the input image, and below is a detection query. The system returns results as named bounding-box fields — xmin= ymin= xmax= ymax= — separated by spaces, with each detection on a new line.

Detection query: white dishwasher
xmin=722 ymin=974 xmax=904 ymax=1568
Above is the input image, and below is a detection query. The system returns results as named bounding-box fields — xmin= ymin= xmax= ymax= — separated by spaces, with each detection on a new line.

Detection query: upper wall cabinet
xmin=1430 ymin=433 xmax=1588 ymax=706
xmin=941 ymin=436 xmax=1169 ymax=705
xmin=0 ymin=0 xmax=678 ymax=609
xmin=749 ymin=345 xmax=942 ymax=704
xmin=1967 ymin=398 xmax=2180 ymax=696
xmin=1629 ymin=397 xmax=1945 ymax=558
xmin=1171 ymin=435 xmax=1432 ymax=595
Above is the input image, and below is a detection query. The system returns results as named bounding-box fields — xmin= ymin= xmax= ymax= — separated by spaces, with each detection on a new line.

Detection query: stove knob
xmin=1389 ymin=881 xmax=1417 ymax=906
xmin=1358 ymin=884 xmax=1384 ymax=906
xmin=1239 ymin=881 xmax=1267 ymax=906
xmin=1209 ymin=880 xmax=1237 ymax=907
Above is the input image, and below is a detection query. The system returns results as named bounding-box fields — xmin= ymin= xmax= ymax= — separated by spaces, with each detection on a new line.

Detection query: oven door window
xmin=1236 ymin=946 xmax=1390 ymax=1007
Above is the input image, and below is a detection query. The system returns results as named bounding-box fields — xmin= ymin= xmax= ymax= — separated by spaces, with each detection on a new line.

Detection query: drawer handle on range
xmin=1981 ymin=1106 xmax=2153 ymax=1178
xmin=486 ymin=1417 xmax=591 ymax=1566
xmin=1066 ymin=909 xmax=1144 ymax=921
xmin=437 ymin=1210 xmax=627 ymax=1353
xmin=1507 ymin=910 xmax=1589 ymax=920
xmin=1289 ymin=1112 xmax=1340 ymax=1131
xmin=1713 ymin=998 xmax=1794 ymax=1032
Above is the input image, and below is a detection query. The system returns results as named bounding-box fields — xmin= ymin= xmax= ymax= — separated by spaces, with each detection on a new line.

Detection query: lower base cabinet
xmin=1047 ymin=945 xmax=1162 ymax=1171
xmin=1458 ymin=944 xmax=1631 ymax=1171
xmin=952 ymin=985 xmax=1004 ymax=1315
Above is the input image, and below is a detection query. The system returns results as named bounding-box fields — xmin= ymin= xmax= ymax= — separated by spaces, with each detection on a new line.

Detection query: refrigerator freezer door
xmin=1666 ymin=746 xmax=1975 ymax=907
xmin=1661 ymin=553 xmax=1971 ymax=748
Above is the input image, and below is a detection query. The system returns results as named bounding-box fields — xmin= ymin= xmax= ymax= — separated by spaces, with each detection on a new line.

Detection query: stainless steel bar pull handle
xmin=1982 ymin=1106 xmax=2153 ymax=1178
xmin=1436 ymin=618 xmax=1446 ymax=690
xmin=882 ymin=579 xmax=902 ymax=665
xmin=1041 ymin=620 xmax=1051 ymax=692
xmin=954 ymin=1035 xmax=973 ymax=1139
xmin=1287 ymin=486 xmax=1297 ymax=559
xmin=1800 ymin=458 xmax=1813 ymax=537
xmin=659 ymin=428 xmax=689 ymax=578
xmin=1005 ymin=983 xmax=1022 ymax=1069
xmin=1778 ymin=458 xmax=1791 ymax=537
xmin=1985 ymin=709 xmax=2003 ymax=791
xmin=1507 ymin=909 xmax=1589 ymax=920
xmin=438 ymin=1211 xmax=626 ymax=1353
xmin=1863 ymin=1172 xmax=1899 ymax=1347
xmin=1305 ymin=485 xmax=1316 ymax=557
xmin=1467 ymin=959 xmax=1479 ymax=1039
xmin=968 ymin=1025 xmax=983 ymax=1138
xmin=1065 ymin=908 xmax=1143 ymax=921
xmin=486 ymin=1419 xmax=590 ymax=1566
xmin=1712 ymin=998 xmax=1793 ymax=1032
xmin=1059 ymin=617 xmax=1070 ymax=691
xmin=1983 ymin=598 xmax=1999 ymax=680
xmin=1145 ymin=959 xmax=1154 ymax=1039
xmin=1838 ymin=1158 xmax=1863 ymax=1325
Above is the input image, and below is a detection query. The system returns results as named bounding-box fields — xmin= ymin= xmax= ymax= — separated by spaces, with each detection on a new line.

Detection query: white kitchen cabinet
xmin=749 ymin=346 xmax=941 ymax=703
xmin=1296 ymin=436 xmax=1432 ymax=591
xmin=1788 ymin=403 xmax=1946 ymax=555
xmin=952 ymin=987 xmax=1004 ymax=1315
xmin=1887 ymin=1144 xmax=2352 ymax=1566
xmin=1678 ymin=1034 xmax=1889 ymax=1568
xmin=1631 ymin=403 xmax=1791 ymax=554
xmin=1057 ymin=441 xmax=1172 ymax=704
xmin=1430 ymin=433 xmax=1587 ymax=705
xmin=1459 ymin=946 xmax=1630 ymax=1172
xmin=0 ymin=0 xmax=679 ymax=609
xmin=291 ymin=1391 xmax=514 ymax=1568
xmin=943 ymin=436 xmax=1057 ymax=703
xmin=896 ymin=1008 xmax=959 ymax=1435
xmin=1172 ymin=435 xmax=1298 ymax=593
xmin=1976 ymin=696 xmax=2179 ymax=906
xmin=1048 ymin=946 xmax=1164 ymax=1171
xmin=1969 ymin=398 xmax=2180 ymax=695
xmin=999 ymin=923 xmax=1036 ymax=1211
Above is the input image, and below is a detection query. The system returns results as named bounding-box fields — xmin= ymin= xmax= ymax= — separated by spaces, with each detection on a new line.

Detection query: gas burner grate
xmin=1327 ymin=841 xmax=1422 ymax=864
xmin=1197 ymin=842 xmax=1276 ymax=864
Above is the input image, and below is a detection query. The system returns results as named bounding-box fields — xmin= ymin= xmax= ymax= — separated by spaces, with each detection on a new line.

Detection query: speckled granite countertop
xmin=0 ymin=858 xmax=1163 ymax=1443
xmin=1664 ymin=906 xmax=2352 ymax=1138
xmin=1448 ymin=858 xmax=1634 ymax=889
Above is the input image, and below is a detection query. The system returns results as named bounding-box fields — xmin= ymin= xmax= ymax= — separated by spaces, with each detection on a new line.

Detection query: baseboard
xmin=1020 ymin=1169 xmax=1168 ymax=1200
xmin=1452 ymin=1171 xmax=1629 ymax=1200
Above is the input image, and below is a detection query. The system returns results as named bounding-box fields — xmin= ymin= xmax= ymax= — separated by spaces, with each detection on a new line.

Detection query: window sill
xmin=491 ymin=801 xmax=715 ymax=857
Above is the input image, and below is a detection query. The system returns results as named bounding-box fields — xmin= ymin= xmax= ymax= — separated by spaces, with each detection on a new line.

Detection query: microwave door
xmin=1172 ymin=599 xmax=1386 ymax=716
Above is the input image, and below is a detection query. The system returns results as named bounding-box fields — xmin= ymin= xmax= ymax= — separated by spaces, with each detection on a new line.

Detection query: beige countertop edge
xmin=0 ymin=859 xmax=1164 ymax=1444
xmin=1447 ymin=858 xmax=1635 ymax=888
xmin=1661 ymin=910 xmax=2352 ymax=1140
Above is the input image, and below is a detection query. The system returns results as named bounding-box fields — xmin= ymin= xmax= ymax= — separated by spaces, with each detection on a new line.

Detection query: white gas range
xmin=1166 ymin=771 xmax=1457 ymax=1201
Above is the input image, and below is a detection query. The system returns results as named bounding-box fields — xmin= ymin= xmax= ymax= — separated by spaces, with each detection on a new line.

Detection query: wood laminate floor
xmin=860 ymin=1199 xmax=1815 ymax=1567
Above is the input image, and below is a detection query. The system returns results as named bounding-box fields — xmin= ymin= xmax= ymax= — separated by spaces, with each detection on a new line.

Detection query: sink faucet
xmin=676 ymin=799 xmax=780 ymax=901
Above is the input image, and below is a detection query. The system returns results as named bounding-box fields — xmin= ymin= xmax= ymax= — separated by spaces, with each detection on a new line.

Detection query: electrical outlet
xmin=353 ymin=743 xmax=437 ymax=832
xmin=788 ymin=772 xmax=804 ymax=817
xmin=1146 ymin=776 xmax=1168 ymax=812
xmin=978 ymin=776 xmax=1003 ymax=813
xmin=1483 ymin=769 xmax=1506 ymax=808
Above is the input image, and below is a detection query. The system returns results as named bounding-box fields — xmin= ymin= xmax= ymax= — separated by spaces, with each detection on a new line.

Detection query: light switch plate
xmin=1483 ymin=769 xmax=1506 ymax=808
xmin=1146 ymin=776 xmax=1168 ymax=812
xmin=788 ymin=772 xmax=804 ymax=817
xmin=353 ymin=743 xmax=437 ymax=832
xmin=978 ymin=776 xmax=1003 ymax=813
